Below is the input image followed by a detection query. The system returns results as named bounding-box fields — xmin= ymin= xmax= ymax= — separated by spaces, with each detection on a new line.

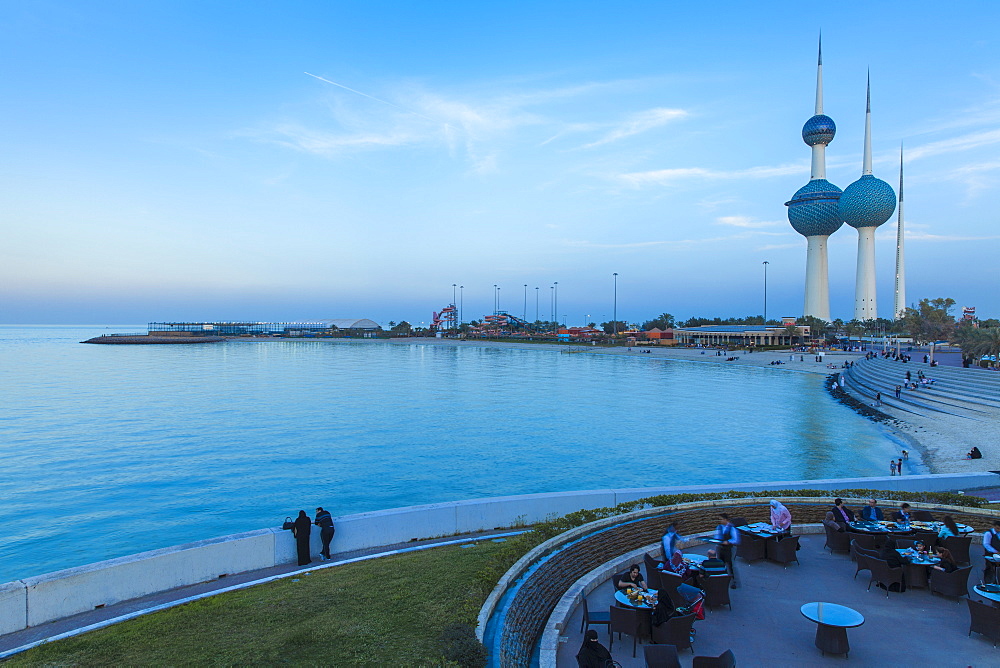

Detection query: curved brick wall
xmin=492 ymin=498 xmax=994 ymax=667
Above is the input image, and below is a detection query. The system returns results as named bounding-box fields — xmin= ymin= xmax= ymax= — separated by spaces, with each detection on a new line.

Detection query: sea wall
xmin=0 ymin=472 xmax=995 ymax=635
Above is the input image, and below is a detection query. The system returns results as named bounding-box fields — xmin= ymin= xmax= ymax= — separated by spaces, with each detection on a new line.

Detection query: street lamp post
xmin=459 ymin=285 xmax=464 ymax=325
xmin=554 ymin=282 xmax=558 ymax=327
xmin=762 ymin=261 xmax=769 ymax=324
xmin=613 ymin=272 xmax=618 ymax=338
xmin=550 ymin=286 xmax=554 ymax=325
xmin=493 ymin=284 xmax=498 ymax=316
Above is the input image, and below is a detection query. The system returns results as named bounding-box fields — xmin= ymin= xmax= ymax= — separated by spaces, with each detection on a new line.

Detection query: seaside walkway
xmin=843 ymin=357 xmax=1000 ymax=418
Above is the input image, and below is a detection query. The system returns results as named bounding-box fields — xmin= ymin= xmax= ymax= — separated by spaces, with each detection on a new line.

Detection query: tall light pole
xmin=762 ymin=261 xmax=769 ymax=324
xmin=497 ymin=285 xmax=501 ymax=314
xmin=459 ymin=285 xmax=464 ymax=324
xmin=613 ymin=272 xmax=619 ymax=337
xmin=523 ymin=284 xmax=527 ymax=321
xmin=550 ymin=286 xmax=554 ymax=325
xmin=554 ymin=282 xmax=559 ymax=327
xmin=452 ymin=284 xmax=458 ymax=330
xmin=493 ymin=284 xmax=498 ymax=316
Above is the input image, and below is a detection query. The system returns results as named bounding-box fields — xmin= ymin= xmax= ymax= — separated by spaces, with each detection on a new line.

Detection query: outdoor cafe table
xmin=973 ymin=584 xmax=1000 ymax=607
xmin=736 ymin=522 xmax=784 ymax=539
xmin=896 ymin=548 xmax=941 ymax=588
xmin=800 ymin=602 xmax=865 ymax=658
xmin=848 ymin=520 xmax=974 ymax=535
xmin=614 ymin=588 xmax=659 ymax=610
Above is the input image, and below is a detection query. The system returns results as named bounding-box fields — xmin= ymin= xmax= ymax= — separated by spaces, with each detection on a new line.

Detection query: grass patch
xmin=8 ymin=542 xmax=503 ymax=667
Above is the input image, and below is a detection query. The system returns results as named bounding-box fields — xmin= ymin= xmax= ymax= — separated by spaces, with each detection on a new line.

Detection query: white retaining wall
xmin=1 ymin=472 xmax=995 ymax=635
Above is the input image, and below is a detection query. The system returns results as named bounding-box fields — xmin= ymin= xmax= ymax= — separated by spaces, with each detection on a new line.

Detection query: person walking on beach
xmin=897 ymin=457 xmax=904 ymax=475
xmin=895 ymin=385 xmax=901 ymax=399
xmin=890 ymin=460 xmax=897 ymax=476
xmin=314 ymin=507 xmax=335 ymax=561
xmin=292 ymin=510 xmax=312 ymax=566
xmin=874 ymin=391 xmax=882 ymax=407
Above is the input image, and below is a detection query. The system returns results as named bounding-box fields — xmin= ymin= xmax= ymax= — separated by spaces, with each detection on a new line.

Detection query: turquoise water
xmin=0 ymin=326 xmax=907 ymax=581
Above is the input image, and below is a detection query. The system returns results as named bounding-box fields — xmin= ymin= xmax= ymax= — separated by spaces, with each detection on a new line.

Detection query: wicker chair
xmin=736 ymin=532 xmax=767 ymax=563
xmin=912 ymin=530 xmax=939 ymax=549
xmin=645 ymin=557 xmax=663 ymax=590
xmin=914 ymin=510 xmax=936 ymax=522
xmin=651 ymin=612 xmax=696 ymax=653
xmin=847 ymin=531 xmax=879 ymax=553
xmin=942 ymin=536 xmax=973 ymax=565
xmin=867 ymin=557 xmax=905 ymax=597
xmin=580 ymin=593 xmax=611 ymax=633
xmin=852 ymin=545 xmax=877 ymax=581
xmin=729 ymin=516 xmax=748 ymax=529
xmin=929 ymin=565 xmax=972 ymax=600
xmin=643 ymin=643 xmax=681 ymax=668
xmin=692 ymin=649 xmax=737 ymax=668
xmin=766 ymin=534 xmax=800 ymax=567
xmin=610 ymin=605 xmax=643 ymax=657
xmin=824 ymin=525 xmax=851 ymax=553
xmin=701 ymin=574 xmax=732 ymax=610
xmin=968 ymin=597 xmax=1000 ymax=647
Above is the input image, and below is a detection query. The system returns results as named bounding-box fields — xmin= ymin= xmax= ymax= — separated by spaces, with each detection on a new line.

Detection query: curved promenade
xmin=1 ymin=473 xmax=996 ymax=653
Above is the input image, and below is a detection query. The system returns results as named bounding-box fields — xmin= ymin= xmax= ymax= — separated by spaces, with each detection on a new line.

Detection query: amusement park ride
xmin=430 ymin=304 xmax=540 ymax=336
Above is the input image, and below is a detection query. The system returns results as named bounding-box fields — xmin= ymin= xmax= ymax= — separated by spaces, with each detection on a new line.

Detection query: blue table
xmin=800 ymin=602 xmax=865 ymax=657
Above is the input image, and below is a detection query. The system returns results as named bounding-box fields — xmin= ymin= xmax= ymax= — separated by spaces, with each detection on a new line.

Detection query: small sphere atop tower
xmin=839 ymin=174 xmax=897 ymax=228
xmin=802 ymin=114 xmax=836 ymax=146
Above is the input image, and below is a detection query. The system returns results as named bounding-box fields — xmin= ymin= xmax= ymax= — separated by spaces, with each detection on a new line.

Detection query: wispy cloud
xmin=619 ymin=162 xmax=805 ymax=187
xmin=563 ymin=229 xmax=791 ymax=250
xmin=581 ymin=108 xmax=688 ymax=148
xmin=715 ymin=215 xmax=781 ymax=229
xmin=906 ymin=232 xmax=1000 ymax=242
xmin=907 ymin=128 xmax=1000 ymax=161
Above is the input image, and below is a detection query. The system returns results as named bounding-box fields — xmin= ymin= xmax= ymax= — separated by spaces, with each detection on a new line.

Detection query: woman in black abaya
xmin=575 ymin=629 xmax=613 ymax=668
xmin=292 ymin=510 xmax=312 ymax=566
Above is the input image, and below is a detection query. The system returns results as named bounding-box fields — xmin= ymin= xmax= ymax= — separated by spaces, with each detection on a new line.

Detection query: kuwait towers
xmin=838 ymin=77 xmax=896 ymax=320
xmin=785 ymin=39 xmax=842 ymax=322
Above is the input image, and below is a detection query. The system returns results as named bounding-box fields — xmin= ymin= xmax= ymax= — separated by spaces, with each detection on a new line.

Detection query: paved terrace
xmin=556 ymin=533 xmax=997 ymax=666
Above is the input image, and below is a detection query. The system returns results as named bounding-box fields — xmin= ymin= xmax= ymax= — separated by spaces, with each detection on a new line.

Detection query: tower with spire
xmin=785 ymin=37 xmax=843 ymax=322
xmin=893 ymin=145 xmax=906 ymax=318
xmin=838 ymin=76 xmax=896 ymax=321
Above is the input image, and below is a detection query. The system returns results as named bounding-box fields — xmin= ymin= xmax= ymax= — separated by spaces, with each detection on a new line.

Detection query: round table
xmin=974 ymin=585 xmax=1000 ymax=606
xmin=800 ymin=602 xmax=865 ymax=657
xmin=614 ymin=588 xmax=658 ymax=610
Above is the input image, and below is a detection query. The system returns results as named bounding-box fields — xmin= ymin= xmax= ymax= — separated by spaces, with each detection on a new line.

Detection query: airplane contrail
xmin=304 ymin=72 xmax=439 ymax=124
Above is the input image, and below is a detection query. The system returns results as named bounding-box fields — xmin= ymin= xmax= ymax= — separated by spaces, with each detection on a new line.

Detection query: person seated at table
xmin=830 ymin=498 xmax=855 ymax=525
xmin=938 ymin=515 xmax=961 ymax=540
xmin=661 ymin=522 xmax=683 ymax=562
xmin=983 ymin=521 xmax=1000 ymax=556
xmin=878 ymin=538 xmax=907 ymax=592
xmin=575 ymin=629 xmax=613 ymax=668
xmin=616 ymin=564 xmax=646 ymax=591
xmin=665 ymin=550 xmax=689 ymax=579
xmin=701 ymin=548 xmax=727 ymax=573
xmin=823 ymin=510 xmax=846 ymax=533
xmin=912 ymin=540 xmax=930 ymax=554
xmin=861 ymin=498 xmax=884 ymax=521
xmin=932 ymin=547 xmax=959 ymax=573
xmin=769 ymin=499 xmax=792 ymax=536
xmin=892 ymin=503 xmax=913 ymax=524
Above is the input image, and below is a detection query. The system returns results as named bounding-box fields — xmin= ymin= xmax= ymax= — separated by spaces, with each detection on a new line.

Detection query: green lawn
xmin=8 ymin=541 xmax=503 ymax=667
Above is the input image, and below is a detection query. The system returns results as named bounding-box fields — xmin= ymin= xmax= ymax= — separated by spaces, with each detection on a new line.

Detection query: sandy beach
xmin=379 ymin=337 xmax=998 ymax=476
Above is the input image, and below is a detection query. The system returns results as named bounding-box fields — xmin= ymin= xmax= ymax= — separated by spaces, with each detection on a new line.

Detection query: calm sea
xmin=0 ymin=325 xmax=911 ymax=581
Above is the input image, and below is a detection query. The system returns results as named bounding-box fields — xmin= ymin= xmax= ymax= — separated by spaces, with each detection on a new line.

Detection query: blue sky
xmin=3 ymin=1 xmax=998 ymax=326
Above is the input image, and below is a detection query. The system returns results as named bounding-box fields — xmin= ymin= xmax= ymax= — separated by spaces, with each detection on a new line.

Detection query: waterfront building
xmin=785 ymin=39 xmax=843 ymax=322
xmin=147 ymin=319 xmax=381 ymax=337
xmin=673 ymin=323 xmax=810 ymax=347
xmin=838 ymin=77 xmax=896 ymax=320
